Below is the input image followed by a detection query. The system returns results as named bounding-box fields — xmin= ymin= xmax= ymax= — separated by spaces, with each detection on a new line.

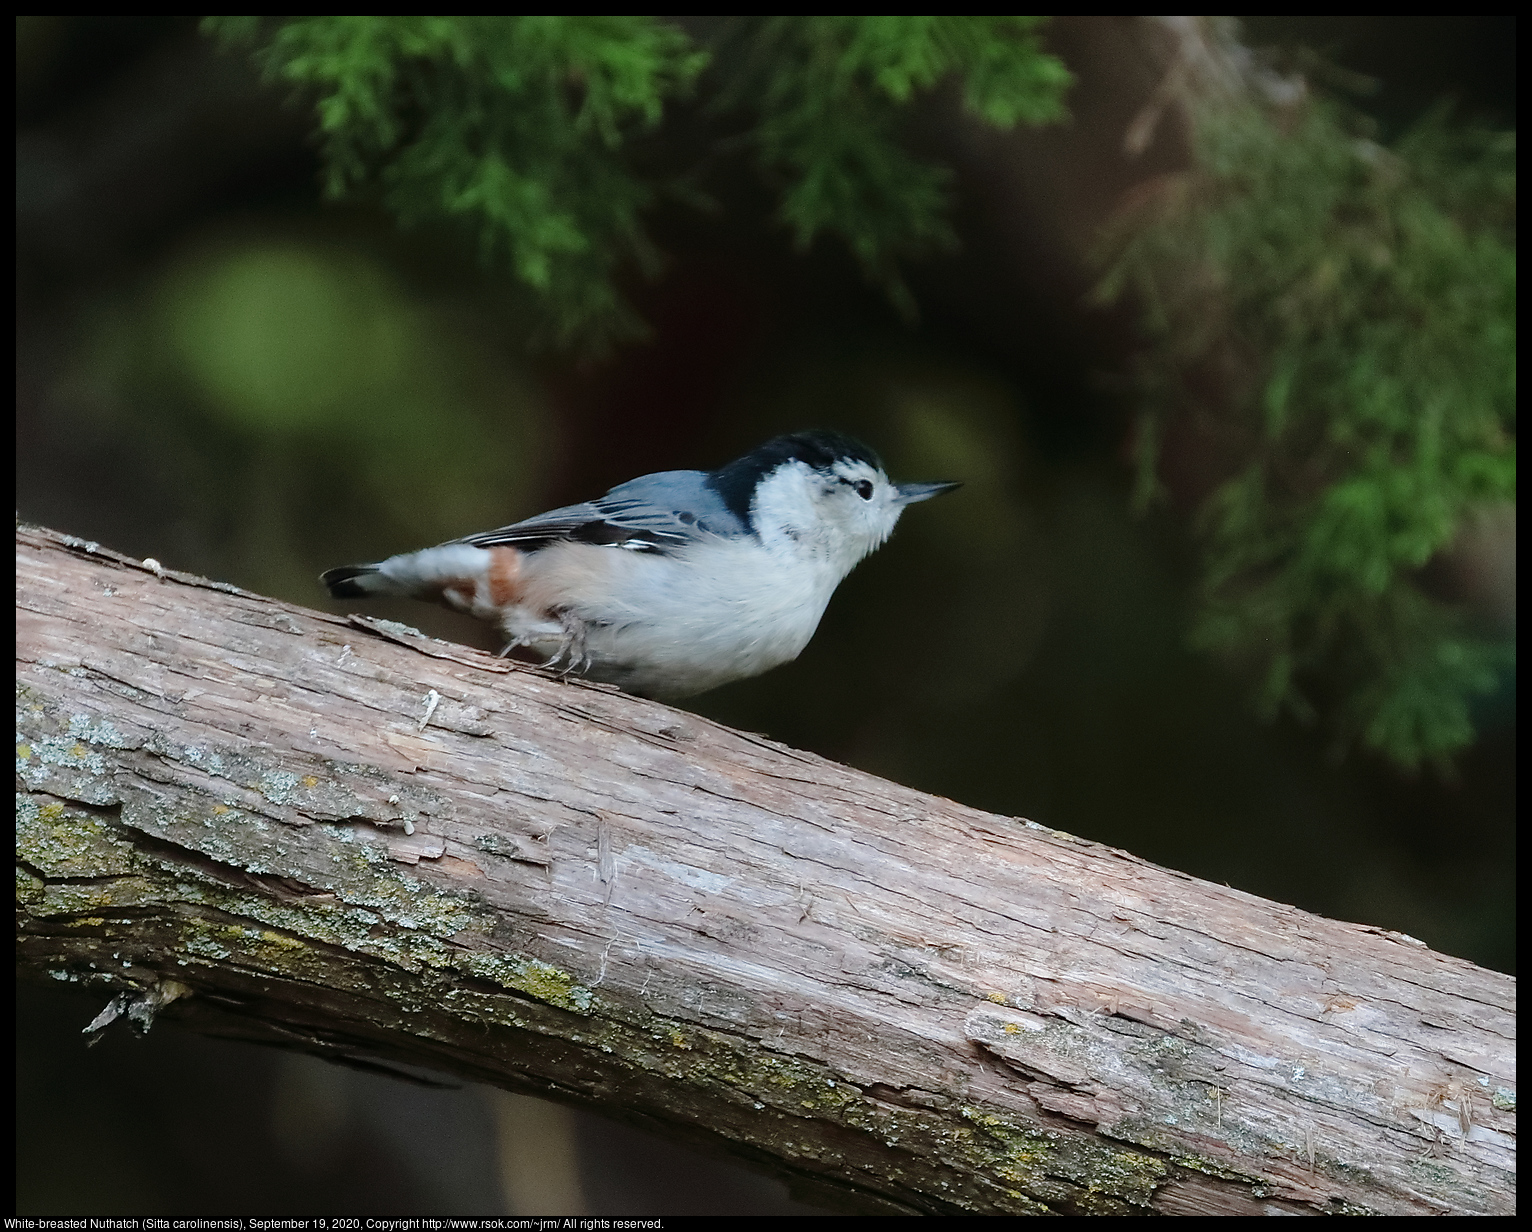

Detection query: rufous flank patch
xmin=487 ymin=547 xmax=525 ymax=607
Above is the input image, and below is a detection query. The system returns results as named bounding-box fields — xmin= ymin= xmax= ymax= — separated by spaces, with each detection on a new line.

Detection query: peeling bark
xmin=15 ymin=524 xmax=1515 ymax=1214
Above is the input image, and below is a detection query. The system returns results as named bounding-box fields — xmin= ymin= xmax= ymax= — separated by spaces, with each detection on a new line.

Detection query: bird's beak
xmin=894 ymin=480 xmax=962 ymax=505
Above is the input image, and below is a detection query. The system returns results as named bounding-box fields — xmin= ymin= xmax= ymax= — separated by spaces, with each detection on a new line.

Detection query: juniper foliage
xmin=204 ymin=16 xmax=1070 ymax=345
xmin=719 ymin=17 xmax=1070 ymax=318
xmin=1097 ymin=99 xmax=1515 ymax=769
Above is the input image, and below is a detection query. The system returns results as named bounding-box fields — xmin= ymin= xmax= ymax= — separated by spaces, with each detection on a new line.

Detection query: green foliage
xmin=204 ymin=16 xmax=1070 ymax=345
xmin=1098 ymin=99 xmax=1515 ymax=769
xmin=724 ymin=17 xmax=1071 ymax=316
xmin=205 ymin=16 xmax=706 ymax=347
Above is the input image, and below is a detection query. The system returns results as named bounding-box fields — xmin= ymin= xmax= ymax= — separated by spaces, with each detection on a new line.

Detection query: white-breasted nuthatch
xmin=322 ymin=430 xmax=959 ymax=699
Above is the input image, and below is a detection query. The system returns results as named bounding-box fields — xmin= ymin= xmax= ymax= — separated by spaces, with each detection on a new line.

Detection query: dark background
xmin=15 ymin=16 xmax=1515 ymax=1215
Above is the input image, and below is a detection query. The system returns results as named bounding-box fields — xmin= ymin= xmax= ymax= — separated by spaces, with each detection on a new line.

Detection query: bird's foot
xmin=542 ymin=612 xmax=592 ymax=679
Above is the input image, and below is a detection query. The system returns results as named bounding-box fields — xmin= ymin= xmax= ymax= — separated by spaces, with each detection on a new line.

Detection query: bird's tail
xmin=320 ymin=564 xmax=395 ymax=599
xmin=320 ymin=543 xmax=509 ymax=611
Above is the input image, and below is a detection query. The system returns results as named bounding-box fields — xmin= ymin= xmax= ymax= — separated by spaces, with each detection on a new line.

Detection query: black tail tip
xmin=320 ymin=565 xmax=376 ymax=599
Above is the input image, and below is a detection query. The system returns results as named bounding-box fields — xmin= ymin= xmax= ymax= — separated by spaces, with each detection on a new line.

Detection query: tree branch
xmin=15 ymin=524 xmax=1514 ymax=1215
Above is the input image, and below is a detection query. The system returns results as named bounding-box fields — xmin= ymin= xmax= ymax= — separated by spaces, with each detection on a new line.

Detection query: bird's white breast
xmin=515 ymin=536 xmax=850 ymax=697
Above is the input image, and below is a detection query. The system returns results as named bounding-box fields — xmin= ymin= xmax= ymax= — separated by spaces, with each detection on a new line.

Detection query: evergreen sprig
xmin=204 ymin=16 xmax=1070 ymax=345
xmin=206 ymin=16 xmax=709 ymax=347
xmin=727 ymin=17 xmax=1070 ymax=316
xmin=1099 ymin=99 xmax=1515 ymax=769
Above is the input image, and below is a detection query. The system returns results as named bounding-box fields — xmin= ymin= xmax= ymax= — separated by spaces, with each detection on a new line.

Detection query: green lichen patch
xmin=464 ymin=954 xmax=595 ymax=1015
xmin=26 ymin=799 xmax=603 ymax=1019
xmin=182 ymin=744 xmax=228 ymax=777
xmin=959 ymin=1105 xmax=1167 ymax=1211
xmin=19 ymin=734 xmax=108 ymax=776
xmin=258 ymin=769 xmax=303 ymax=805
xmin=67 ymin=713 xmax=138 ymax=750
xmin=38 ymin=876 xmax=159 ymax=917
xmin=16 ymin=865 xmax=46 ymax=906
xmin=16 ymin=708 xmax=123 ymax=806
xmin=1169 ymin=1150 xmax=1265 ymax=1186
xmin=1101 ymin=1114 xmax=1184 ymax=1157
xmin=560 ymin=1025 xmax=1070 ymax=1210
xmin=16 ymin=794 xmax=139 ymax=878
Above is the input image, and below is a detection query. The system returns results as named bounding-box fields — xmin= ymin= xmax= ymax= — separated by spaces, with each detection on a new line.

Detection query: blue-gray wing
xmin=453 ymin=470 xmax=751 ymax=553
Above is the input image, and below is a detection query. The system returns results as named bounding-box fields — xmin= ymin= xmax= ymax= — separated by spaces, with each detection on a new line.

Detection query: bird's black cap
xmin=706 ymin=431 xmax=883 ymax=527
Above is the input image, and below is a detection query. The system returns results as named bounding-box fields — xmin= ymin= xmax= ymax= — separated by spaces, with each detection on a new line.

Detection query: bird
xmin=321 ymin=430 xmax=959 ymax=699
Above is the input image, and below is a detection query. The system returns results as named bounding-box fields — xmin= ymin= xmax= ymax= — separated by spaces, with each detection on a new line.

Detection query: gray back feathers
xmin=456 ymin=470 xmax=751 ymax=554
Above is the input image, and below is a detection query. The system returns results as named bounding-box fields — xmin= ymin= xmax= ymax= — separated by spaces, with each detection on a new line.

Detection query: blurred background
xmin=16 ymin=16 xmax=1515 ymax=1216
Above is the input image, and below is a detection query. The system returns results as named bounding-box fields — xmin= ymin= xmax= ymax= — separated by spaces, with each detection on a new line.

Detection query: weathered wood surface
xmin=15 ymin=524 xmax=1515 ymax=1214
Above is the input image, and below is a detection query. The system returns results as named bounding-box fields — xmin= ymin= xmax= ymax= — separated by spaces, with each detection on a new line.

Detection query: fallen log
xmin=15 ymin=523 xmax=1515 ymax=1214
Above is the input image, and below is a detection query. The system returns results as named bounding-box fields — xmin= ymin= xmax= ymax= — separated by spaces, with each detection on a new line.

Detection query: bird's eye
xmin=852 ymin=480 xmax=874 ymax=501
